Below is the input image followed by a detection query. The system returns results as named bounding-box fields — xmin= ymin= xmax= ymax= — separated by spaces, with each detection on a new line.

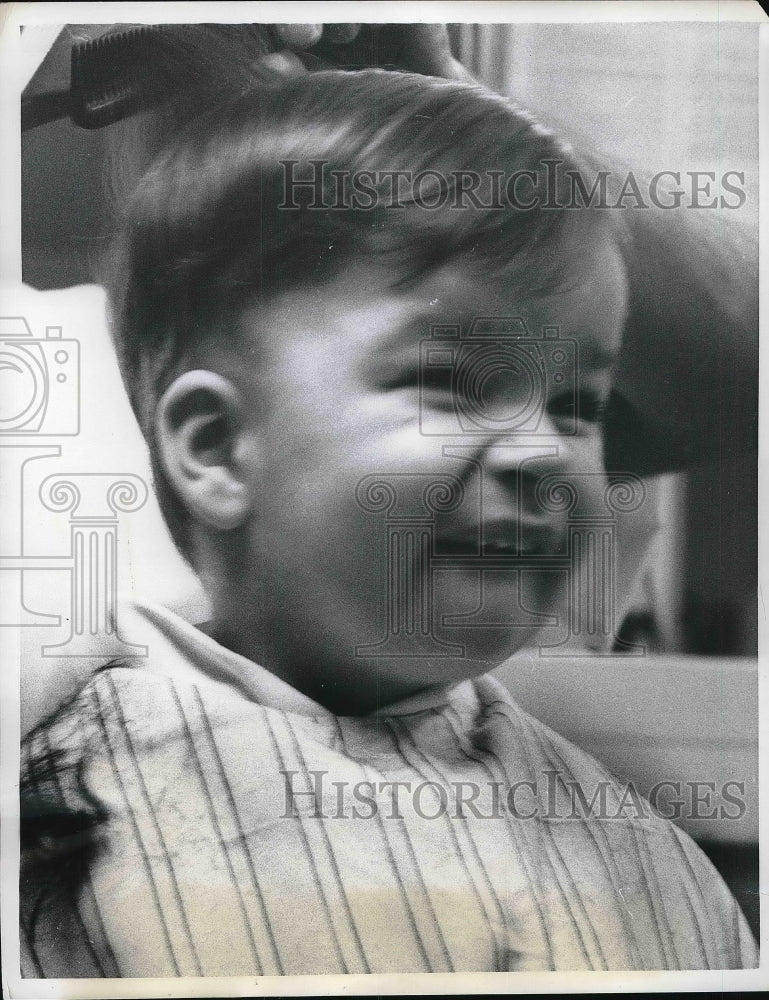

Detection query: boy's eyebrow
xmin=378 ymin=318 xmax=622 ymax=366
xmin=389 ymin=265 xmax=439 ymax=294
xmin=378 ymin=318 xmax=431 ymax=355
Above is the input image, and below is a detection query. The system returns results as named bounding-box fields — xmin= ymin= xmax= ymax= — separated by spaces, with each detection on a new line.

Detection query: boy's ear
xmin=155 ymin=370 xmax=260 ymax=531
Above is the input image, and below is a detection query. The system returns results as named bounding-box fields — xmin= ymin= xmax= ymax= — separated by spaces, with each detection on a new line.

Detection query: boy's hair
xmin=105 ymin=67 xmax=620 ymax=563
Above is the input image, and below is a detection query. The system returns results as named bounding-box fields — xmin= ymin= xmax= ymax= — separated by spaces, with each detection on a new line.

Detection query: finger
xmin=257 ymin=51 xmax=309 ymax=76
xmin=398 ymin=24 xmax=461 ymax=78
xmin=274 ymin=24 xmax=324 ymax=49
xmin=442 ymin=56 xmax=476 ymax=84
xmin=321 ymin=23 xmax=362 ymax=45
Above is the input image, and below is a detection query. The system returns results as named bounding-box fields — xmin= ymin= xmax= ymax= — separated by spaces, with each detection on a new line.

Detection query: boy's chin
xmin=453 ymin=626 xmax=541 ymax=665
xmin=350 ymin=573 xmax=566 ymax=686
xmin=372 ymin=626 xmax=543 ymax=689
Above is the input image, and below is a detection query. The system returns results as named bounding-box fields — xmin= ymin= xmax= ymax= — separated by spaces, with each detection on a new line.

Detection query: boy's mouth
xmin=435 ymin=520 xmax=563 ymax=560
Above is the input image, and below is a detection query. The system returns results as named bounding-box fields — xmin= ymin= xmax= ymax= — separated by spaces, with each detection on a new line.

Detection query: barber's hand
xmin=261 ymin=23 xmax=474 ymax=82
xmin=273 ymin=24 xmax=358 ymax=48
xmin=386 ymin=24 xmax=474 ymax=81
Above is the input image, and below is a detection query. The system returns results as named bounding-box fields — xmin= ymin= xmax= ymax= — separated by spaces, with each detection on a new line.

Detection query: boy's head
xmin=107 ymin=69 xmax=627 ymax=710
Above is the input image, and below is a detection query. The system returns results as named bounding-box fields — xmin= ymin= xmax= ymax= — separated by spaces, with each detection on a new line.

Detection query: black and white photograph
xmin=0 ymin=1 xmax=765 ymax=994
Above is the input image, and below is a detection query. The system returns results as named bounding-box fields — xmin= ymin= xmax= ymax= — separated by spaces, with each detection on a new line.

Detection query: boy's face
xmin=229 ymin=226 xmax=627 ymax=707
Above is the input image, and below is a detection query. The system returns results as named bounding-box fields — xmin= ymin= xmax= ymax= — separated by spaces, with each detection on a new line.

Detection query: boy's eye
xmin=577 ymin=390 xmax=608 ymax=424
xmin=420 ymin=367 xmax=454 ymax=396
xmin=386 ymin=368 xmax=454 ymax=400
xmin=547 ymin=393 xmax=575 ymax=421
xmin=547 ymin=389 xmax=607 ymax=424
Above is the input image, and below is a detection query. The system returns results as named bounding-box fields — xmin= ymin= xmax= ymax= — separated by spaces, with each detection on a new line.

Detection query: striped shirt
xmin=20 ymin=602 xmax=758 ymax=976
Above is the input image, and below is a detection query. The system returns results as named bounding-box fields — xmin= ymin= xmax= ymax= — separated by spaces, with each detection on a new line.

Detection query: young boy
xmin=20 ymin=66 xmax=757 ymax=975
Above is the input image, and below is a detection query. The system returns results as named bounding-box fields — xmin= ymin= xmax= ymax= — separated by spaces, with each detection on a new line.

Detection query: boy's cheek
xmin=567 ymin=466 xmax=609 ymax=518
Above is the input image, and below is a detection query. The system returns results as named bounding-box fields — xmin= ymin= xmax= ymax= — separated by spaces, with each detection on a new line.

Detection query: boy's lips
xmin=435 ymin=519 xmax=564 ymax=558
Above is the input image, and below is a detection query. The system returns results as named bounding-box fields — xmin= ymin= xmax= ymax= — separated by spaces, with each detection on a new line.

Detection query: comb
xmin=22 ymin=26 xmax=181 ymax=132
xmin=21 ymin=24 xmax=408 ymax=133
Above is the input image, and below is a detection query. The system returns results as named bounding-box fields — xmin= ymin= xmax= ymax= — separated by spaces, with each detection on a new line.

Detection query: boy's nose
xmin=476 ymin=430 xmax=573 ymax=479
xmin=474 ymin=433 xmax=576 ymax=515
